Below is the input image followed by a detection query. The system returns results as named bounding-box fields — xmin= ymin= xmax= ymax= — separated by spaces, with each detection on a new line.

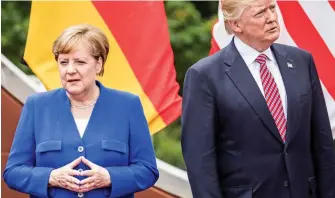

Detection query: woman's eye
xmin=60 ymin=61 xmax=68 ymax=66
xmin=76 ymin=61 xmax=86 ymax=65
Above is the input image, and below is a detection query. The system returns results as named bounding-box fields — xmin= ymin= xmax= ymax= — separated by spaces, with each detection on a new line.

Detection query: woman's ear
xmin=96 ymin=57 xmax=103 ymax=74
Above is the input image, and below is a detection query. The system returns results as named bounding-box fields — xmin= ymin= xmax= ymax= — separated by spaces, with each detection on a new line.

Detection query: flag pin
xmin=287 ymin=62 xmax=293 ymax=68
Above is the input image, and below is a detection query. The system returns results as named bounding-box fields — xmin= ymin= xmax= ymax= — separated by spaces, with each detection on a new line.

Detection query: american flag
xmin=210 ymin=0 xmax=335 ymax=139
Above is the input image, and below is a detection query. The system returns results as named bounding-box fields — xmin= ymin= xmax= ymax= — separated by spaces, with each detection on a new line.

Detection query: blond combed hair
xmin=52 ymin=24 xmax=109 ymax=76
xmin=221 ymin=0 xmax=258 ymax=34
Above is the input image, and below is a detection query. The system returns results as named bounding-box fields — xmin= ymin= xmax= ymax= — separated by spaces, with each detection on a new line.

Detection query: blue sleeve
xmin=3 ymin=96 xmax=53 ymax=198
xmin=309 ymin=54 xmax=335 ymax=198
xmin=181 ymin=67 xmax=223 ymax=198
xmin=107 ymin=96 xmax=159 ymax=198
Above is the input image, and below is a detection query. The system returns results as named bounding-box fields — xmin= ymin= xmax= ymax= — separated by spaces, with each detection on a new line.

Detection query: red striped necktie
xmin=256 ymin=54 xmax=287 ymax=142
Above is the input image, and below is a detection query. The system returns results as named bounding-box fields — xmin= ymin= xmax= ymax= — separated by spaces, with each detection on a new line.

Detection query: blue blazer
xmin=4 ymin=81 xmax=159 ymax=198
xmin=181 ymin=39 xmax=335 ymax=198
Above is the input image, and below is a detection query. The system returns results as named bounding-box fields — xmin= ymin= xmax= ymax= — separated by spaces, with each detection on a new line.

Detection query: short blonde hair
xmin=221 ymin=0 xmax=258 ymax=34
xmin=52 ymin=24 xmax=109 ymax=76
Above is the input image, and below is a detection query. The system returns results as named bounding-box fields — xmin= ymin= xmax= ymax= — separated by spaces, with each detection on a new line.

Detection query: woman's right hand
xmin=48 ymin=156 xmax=82 ymax=192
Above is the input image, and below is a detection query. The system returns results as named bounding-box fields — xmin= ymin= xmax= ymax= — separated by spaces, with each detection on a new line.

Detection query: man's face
xmin=237 ymin=0 xmax=280 ymax=47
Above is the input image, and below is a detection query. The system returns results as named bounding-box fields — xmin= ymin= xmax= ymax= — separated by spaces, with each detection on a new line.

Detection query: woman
xmin=4 ymin=24 xmax=159 ymax=198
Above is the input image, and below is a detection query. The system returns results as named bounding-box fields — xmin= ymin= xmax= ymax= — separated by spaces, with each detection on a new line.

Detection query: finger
xmin=79 ymin=176 xmax=94 ymax=185
xmin=68 ymin=156 xmax=83 ymax=168
xmin=80 ymin=183 xmax=92 ymax=190
xmin=80 ymin=170 xmax=95 ymax=177
xmin=79 ymin=185 xmax=93 ymax=193
xmin=66 ymin=180 xmax=80 ymax=191
xmin=65 ymin=175 xmax=81 ymax=185
xmin=68 ymin=169 xmax=81 ymax=176
xmin=81 ymin=157 xmax=94 ymax=169
xmin=80 ymin=181 xmax=96 ymax=191
xmin=63 ymin=176 xmax=80 ymax=191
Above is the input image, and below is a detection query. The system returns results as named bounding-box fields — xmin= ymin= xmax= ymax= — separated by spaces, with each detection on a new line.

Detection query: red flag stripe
xmin=277 ymin=1 xmax=335 ymax=99
xmin=209 ymin=20 xmax=220 ymax=55
xmin=92 ymin=1 xmax=181 ymax=125
xmin=329 ymin=1 xmax=335 ymax=12
xmin=209 ymin=36 xmax=221 ymax=56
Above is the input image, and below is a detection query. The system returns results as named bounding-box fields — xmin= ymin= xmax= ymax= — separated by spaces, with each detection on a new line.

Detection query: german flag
xmin=23 ymin=1 xmax=182 ymax=134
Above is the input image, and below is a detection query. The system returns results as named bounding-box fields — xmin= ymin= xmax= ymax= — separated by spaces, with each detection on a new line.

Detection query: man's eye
xmin=255 ymin=11 xmax=264 ymax=17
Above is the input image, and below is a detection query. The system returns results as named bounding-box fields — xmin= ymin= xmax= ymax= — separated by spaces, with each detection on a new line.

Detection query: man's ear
xmin=227 ymin=20 xmax=242 ymax=33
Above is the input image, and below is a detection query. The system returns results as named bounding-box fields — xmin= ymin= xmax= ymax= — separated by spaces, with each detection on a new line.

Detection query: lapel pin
xmin=287 ymin=62 xmax=293 ymax=68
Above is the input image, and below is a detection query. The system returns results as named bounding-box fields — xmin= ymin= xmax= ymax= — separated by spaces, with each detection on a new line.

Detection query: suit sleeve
xmin=107 ymin=96 xmax=159 ymax=198
xmin=309 ymin=54 xmax=335 ymax=198
xmin=181 ymin=67 xmax=223 ymax=198
xmin=3 ymin=96 xmax=53 ymax=198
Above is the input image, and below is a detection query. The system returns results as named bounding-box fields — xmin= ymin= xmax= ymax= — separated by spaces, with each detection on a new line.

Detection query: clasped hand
xmin=49 ymin=156 xmax=111 ymax=192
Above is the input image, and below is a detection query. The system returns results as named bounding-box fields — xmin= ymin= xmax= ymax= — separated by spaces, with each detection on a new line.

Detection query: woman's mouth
xmin=67 ymin=79 xmax=79 ymax=83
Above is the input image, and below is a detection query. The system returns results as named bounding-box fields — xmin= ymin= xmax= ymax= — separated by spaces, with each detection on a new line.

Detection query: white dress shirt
xmin=234 ymin=36 xmax=288 ymax=118
xmin=74 ymin=118 xmax=89 ymax=138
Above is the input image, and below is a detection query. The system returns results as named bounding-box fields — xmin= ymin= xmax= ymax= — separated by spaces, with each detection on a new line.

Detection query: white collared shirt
xmin=74 ymin=118 xmax=89 ymax=138
xmin=234 ymin=36 xmax=287 ymax=118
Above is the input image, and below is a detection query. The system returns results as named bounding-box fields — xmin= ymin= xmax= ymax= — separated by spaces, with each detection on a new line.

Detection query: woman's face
xmin=57 ymin=43 xmax=102 ymax=96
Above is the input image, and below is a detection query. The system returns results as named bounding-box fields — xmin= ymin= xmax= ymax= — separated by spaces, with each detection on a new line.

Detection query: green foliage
xmin=165 ymin=1 xmax=216 ymax=93
xmin=1 ymin=1 xmax=218 ymax=170
xmin=1 ymin=1 xmax=32 ymax=74
xmin=152 ymin=1 xmax=217 ymax=170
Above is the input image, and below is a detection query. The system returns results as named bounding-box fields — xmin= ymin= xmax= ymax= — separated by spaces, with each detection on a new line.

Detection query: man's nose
xmin=266 ymin=9 xmax=277 ymax=23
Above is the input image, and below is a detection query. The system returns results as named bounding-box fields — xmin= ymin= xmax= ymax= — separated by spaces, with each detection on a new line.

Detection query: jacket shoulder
xmin=104 ymin=88 xmax=139 ymax=104
xmin=188 ymin=48 xmax=226 ymax=76
xmin=189 ymin=50 xmax=224 ymax=73
xmin=273 ymin=43 xmax=311 ymax=60
xmin=27 ymin=88 xmax=63 ymax=105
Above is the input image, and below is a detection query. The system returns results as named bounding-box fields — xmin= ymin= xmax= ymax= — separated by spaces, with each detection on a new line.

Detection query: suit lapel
xmin=224 ymin=40 xmax=284 ymax=144
xmin=81 ymin=81 xmax=105 ymax=143
xmin=56 ymin=81 xmax=108 ymax=145
xmin=271 ymin=45 xmax=300 ymax=144
xmin=57 ymin=89 xmax=82 ymax=142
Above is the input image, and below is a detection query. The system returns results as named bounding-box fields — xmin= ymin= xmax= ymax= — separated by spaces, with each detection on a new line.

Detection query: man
xmin=181 ymin=0 xmax=335 ymax=197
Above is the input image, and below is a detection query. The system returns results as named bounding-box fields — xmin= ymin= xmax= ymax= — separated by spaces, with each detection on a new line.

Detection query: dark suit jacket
xmin=181 ymin=40 xmax=335 ymax=198
xmin=4 ymin=81 xmax=159 ymax=198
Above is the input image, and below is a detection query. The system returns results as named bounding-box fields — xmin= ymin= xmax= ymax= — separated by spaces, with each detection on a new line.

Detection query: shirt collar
xmin=234 ymin=36 xmax=276 ymax=66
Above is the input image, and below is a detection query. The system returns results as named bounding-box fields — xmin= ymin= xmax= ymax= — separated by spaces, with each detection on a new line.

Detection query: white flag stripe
xmin=299 ymin=1 xmax=335 ymax=57
xmin=213 ymin=0 xmax=233 ymax=49
xmin=274 ymin=5 xmax=298 ymax=47
xmin=212 ymin=3 xmax=335 ymax=138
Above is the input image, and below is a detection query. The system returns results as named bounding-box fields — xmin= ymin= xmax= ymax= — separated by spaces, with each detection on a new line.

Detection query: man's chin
xmin=266 ymin=30 xmax=280 ymax=43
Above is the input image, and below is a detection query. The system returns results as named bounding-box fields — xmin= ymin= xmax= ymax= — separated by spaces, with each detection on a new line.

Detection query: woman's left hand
xmin=79 ymin=157 xmax=111 ymax=192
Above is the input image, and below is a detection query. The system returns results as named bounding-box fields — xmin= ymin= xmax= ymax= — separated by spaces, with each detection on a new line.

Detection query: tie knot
xmin=255 ymin=54 xmax=267 ymax=64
